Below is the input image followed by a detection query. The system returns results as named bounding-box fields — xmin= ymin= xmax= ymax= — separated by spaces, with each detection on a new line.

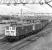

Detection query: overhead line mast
xmin=21 ymin=8 xmax=22 ymax=16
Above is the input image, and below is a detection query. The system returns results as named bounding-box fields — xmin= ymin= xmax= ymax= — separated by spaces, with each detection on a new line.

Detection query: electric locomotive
xmin=5 ymin=19 xmax=49 ymax=41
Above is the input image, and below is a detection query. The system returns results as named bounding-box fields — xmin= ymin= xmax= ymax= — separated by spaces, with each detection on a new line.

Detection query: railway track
xmin=0 ymin=22 xmax=52 ymax=50
xmin=0 ymin=32 xmax=41 ymax=50
xmin=0 ymin=38 xmax=10 ymax=47
xmin=0 ymin=30 xmax=41 ymax=50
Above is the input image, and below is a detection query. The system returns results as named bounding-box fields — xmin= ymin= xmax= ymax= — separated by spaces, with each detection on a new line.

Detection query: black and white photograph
xmin=0 ymin=0 xmax=52 ymax=50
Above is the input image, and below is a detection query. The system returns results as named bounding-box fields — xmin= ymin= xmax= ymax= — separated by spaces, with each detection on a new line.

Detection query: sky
xmin=0 ymin=3 xmax=52 ymax=15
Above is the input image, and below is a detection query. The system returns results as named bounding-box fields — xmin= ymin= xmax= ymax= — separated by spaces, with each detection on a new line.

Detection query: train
xmin=5 ymin=19 xmax=49 ymax=41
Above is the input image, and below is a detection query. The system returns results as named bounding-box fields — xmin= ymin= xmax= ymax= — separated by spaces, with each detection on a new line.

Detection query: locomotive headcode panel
xmin=5 ymin=26 xmax=16 ymax=36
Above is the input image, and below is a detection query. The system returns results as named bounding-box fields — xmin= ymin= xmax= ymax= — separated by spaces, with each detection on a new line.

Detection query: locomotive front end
xmin=5 ymin=26 xmax=16 ymax=36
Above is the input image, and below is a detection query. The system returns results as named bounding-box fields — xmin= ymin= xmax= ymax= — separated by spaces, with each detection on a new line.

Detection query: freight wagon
xmin=5 ymin=19 xmax=49 ymax=41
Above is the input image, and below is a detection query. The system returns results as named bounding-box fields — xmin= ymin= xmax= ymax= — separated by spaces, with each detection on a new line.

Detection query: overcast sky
xmin=0 ymin=4 xmax=52 ymax=15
